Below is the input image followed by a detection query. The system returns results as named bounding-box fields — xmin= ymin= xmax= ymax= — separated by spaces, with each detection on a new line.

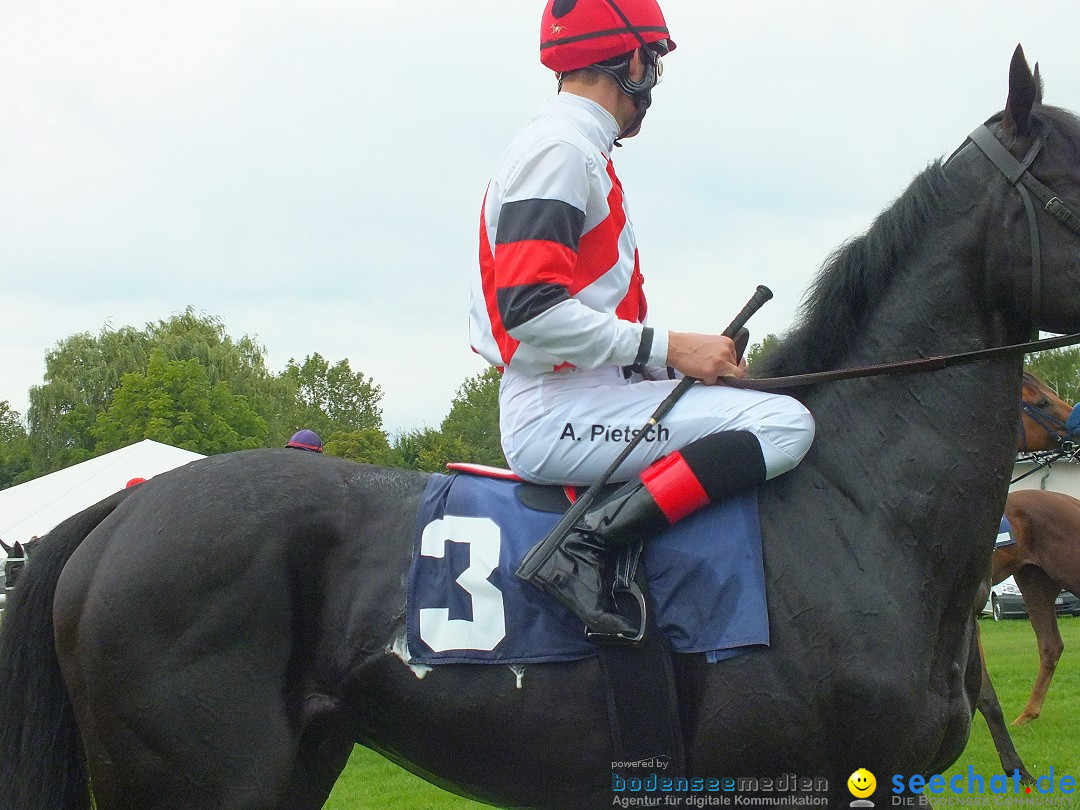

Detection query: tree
xmin=146 ymin=308 xmax=297 ymax=447
xmin=746 ymin=334 xmax=780 ymax=372
xmin=23 ymin=310 xmax=389 ymax=472
xmin=28 ymin=325 xmax=150 ymax=471
xmin=0 ymin=401 xmax=32 ymax=489
xmin=27 ymin=309 xmax=292 ymax=472
xmin=377 ymin=368 xmax=504 ymax=473
xmin=279 ymin=353 xmax=383 ymax=442
xmin=386 ymin=427 xmax=469 ymax=473
xmin=93 ymin=351 xmax=267 ymax=454
xmin=324 ymin=429 xmax=393 ymax=465
xmin=386 ymin=428 xmax=430 ymax=470
xmin=1026 ymin=347 xmax=1080 ymax=404
xmin=438 ymin=367 xmax=505 ymax=468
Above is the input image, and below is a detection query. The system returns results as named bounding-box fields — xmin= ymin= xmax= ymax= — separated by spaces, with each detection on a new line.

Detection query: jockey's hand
xmin=666 ymin=331 xmax=747 ymax=385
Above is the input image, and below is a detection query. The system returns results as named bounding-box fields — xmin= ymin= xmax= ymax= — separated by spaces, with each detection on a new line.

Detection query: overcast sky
xmin=4 ymin=2 xmax=1080 ymax=434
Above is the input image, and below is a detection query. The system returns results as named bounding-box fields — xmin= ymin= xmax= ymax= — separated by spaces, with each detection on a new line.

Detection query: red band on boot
xmin=640 ymin=451 xmax=711 ymax=524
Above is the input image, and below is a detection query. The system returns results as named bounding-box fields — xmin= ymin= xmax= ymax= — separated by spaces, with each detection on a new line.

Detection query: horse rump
xmin=0 ymin=488 xmax=132 ymax=810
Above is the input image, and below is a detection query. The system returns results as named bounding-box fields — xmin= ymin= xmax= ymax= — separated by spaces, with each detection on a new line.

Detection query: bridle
xmin=1013 ymin=396 xmax=1080 ymax=484
xmin=967 ymin=113 xmax=1080 ymax=333
xmin=973 ymin=111 xmax=1080 ymax=484
xmin=731 ymin=114 xmax=1080 ymax=393
xmin=1018 ymin=394 xmax=1080 ymax=453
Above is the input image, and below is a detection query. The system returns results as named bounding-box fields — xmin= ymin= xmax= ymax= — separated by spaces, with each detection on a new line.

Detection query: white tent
xmin=0 ymin=439 xmax=205 ymax=553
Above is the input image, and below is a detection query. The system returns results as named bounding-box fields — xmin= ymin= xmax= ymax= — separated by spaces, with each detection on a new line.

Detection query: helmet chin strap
xmin=592 ymin=53 xmax=659 ymax=146
xmin=614 ymin=99 xmax=650 ymax=146
xmin=597 ymin=0 xmax=659 ymax=144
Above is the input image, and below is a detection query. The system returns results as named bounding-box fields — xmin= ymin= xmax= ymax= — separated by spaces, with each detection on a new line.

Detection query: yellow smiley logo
xmin=847 ymin=768 xmax=876 ymax=798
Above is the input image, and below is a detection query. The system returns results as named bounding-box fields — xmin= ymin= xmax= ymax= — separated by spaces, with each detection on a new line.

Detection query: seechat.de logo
xmin=848 ymin=768 xmax=876 ymax=807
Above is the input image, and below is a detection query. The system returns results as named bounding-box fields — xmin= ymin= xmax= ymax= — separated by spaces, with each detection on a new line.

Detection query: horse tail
xmin=0 ymin=488 xmax=132 ymax=810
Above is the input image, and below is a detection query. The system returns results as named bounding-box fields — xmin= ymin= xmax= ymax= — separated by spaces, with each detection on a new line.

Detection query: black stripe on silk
xmin=540 ymin=26 xmax=669 ymax=49
xmin=496 ymin=199 xmax=585 ymax=250
xmin=497 ymin=283 xmax=571 ymax=330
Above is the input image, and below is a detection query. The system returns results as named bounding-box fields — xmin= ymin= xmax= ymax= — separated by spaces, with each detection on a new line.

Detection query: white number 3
xmin=418 ymin=515 xmax=506 ymax=652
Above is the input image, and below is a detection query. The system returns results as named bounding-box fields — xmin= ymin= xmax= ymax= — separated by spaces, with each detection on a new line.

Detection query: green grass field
xmin=940 ymin=615 xmax=1080 ymax=804
xmin=324 ymin=618 xmax=1080 ymax=809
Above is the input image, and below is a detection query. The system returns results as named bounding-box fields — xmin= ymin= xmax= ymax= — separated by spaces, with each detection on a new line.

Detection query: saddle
xmin=446 ymin=462 xmax=618 ymax=512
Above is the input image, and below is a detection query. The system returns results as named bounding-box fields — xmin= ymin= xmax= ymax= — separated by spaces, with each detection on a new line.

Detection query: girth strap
xmin=598 ymin=569 xmax=686 ymax=781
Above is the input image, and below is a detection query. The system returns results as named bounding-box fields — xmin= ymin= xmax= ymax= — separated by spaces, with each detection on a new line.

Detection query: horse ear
xmin=1004 ymin=44 xmax=1037 ymax=137
xmin=1033 ymin=62 xmax=1044 ymax=104
xmin=12 ymin=541 xmax=24 ymax=557
xmin=0 ymin=538 xmax=11 ymax=554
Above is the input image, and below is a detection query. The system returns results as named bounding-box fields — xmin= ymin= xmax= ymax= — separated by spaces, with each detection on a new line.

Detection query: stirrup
xmin=585 ymin=580 xmax=646 ymax=645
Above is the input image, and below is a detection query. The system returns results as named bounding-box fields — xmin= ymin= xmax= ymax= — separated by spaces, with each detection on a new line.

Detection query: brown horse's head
xmin=1019 ymin=370 xmax=1077 ymax=451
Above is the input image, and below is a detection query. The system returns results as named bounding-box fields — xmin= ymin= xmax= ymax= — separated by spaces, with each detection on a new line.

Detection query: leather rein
xmin=731 ymin=114 xmax=1080 ymax=393
xmin=730 ymin=331 xmax=1080 ymax=392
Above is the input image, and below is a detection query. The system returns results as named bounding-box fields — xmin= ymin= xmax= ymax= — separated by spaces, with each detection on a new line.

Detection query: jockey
xmin=469 ymin=0 xmax=815 ymax=638
xmin=286 ymin=429 xmax=324 ymax=453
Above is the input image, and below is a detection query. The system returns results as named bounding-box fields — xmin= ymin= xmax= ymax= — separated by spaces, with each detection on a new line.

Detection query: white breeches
xmin=499 ymin=366 xmax=815 ymax=486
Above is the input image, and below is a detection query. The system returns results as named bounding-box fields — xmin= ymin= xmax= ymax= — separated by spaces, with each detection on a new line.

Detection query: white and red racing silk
xmin=470 ymin=93 xmax=669 ymax=375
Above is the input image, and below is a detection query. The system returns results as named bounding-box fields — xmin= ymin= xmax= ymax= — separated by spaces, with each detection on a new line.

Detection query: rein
xmin=731 ymin=330 xmax=1080 ymax=391
xmin=1011 ymin=450 xmax=1074 ymax=485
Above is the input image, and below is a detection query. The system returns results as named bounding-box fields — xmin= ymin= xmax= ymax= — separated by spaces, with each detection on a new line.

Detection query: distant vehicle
xmin=982 ymin=576 xmax=1080 ymax=621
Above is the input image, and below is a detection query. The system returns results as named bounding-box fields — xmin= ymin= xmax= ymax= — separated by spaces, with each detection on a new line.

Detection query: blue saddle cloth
xmin=405 ymin=473 xmax=769 ymax=665
xmin=995 ymin=515 xmax=1016 ymax=548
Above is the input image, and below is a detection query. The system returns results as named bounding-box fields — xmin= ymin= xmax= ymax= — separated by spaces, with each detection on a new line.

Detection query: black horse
xmin=1 ymin=537 xmax=38 ymax=597
xmin=4 ymin=47 xmax=1080 ymax=810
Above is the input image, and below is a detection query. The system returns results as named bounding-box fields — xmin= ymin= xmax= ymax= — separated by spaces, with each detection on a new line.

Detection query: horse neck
xmin=798 ymin=209 xmax=1023 ymax=608
xmin=814 ymin=248 xmax=1018 ymax=451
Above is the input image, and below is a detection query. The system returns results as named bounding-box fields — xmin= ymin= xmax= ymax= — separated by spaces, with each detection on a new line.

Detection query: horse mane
xmin=1013 ymin=104 xmax=1080 ymax=149
xmin=754 ymin=161 xmax=963 ymax=379
xmin=754 ymin=104 xmax=1080 ymax=381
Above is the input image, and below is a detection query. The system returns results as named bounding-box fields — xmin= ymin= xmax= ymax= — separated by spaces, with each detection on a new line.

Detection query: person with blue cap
xmin=285 ymin=429 xmax=324 ymax=453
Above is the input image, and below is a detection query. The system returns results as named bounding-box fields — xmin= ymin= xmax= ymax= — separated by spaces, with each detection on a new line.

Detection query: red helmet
xmin=540 ymin=0 xmax=676 ymax=74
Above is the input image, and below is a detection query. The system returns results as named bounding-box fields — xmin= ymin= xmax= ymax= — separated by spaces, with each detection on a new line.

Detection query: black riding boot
xmin=518 ymin=480 xmax=668 ymax=637
xmin=518 ymin=430 xmax=770 ymax=637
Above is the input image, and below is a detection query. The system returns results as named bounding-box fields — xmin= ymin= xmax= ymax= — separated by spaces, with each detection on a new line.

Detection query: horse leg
xmin=972 ymin=621 xmax=1034 ymax=783
xmin=990 ymin=544 xmax=1023 ymax=585
xmin=1012 ymin=565 xmax=1065 ymax=726
xmin=75 ymin=668 xmax=308 ymax=810
xmin=279 ymin=696 xmax=355 ymax=808
xmin=56 ymin=527 xmax=319 ymax=808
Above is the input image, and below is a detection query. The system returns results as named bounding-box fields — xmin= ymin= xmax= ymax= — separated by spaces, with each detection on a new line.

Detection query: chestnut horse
xmin=973 ymin=371 xmax=1079 ymax=782
xmin=997 ymin=371 xmax=1080 ymax=728
xmin=4 ymin=48 xmax=1080 ymax=810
